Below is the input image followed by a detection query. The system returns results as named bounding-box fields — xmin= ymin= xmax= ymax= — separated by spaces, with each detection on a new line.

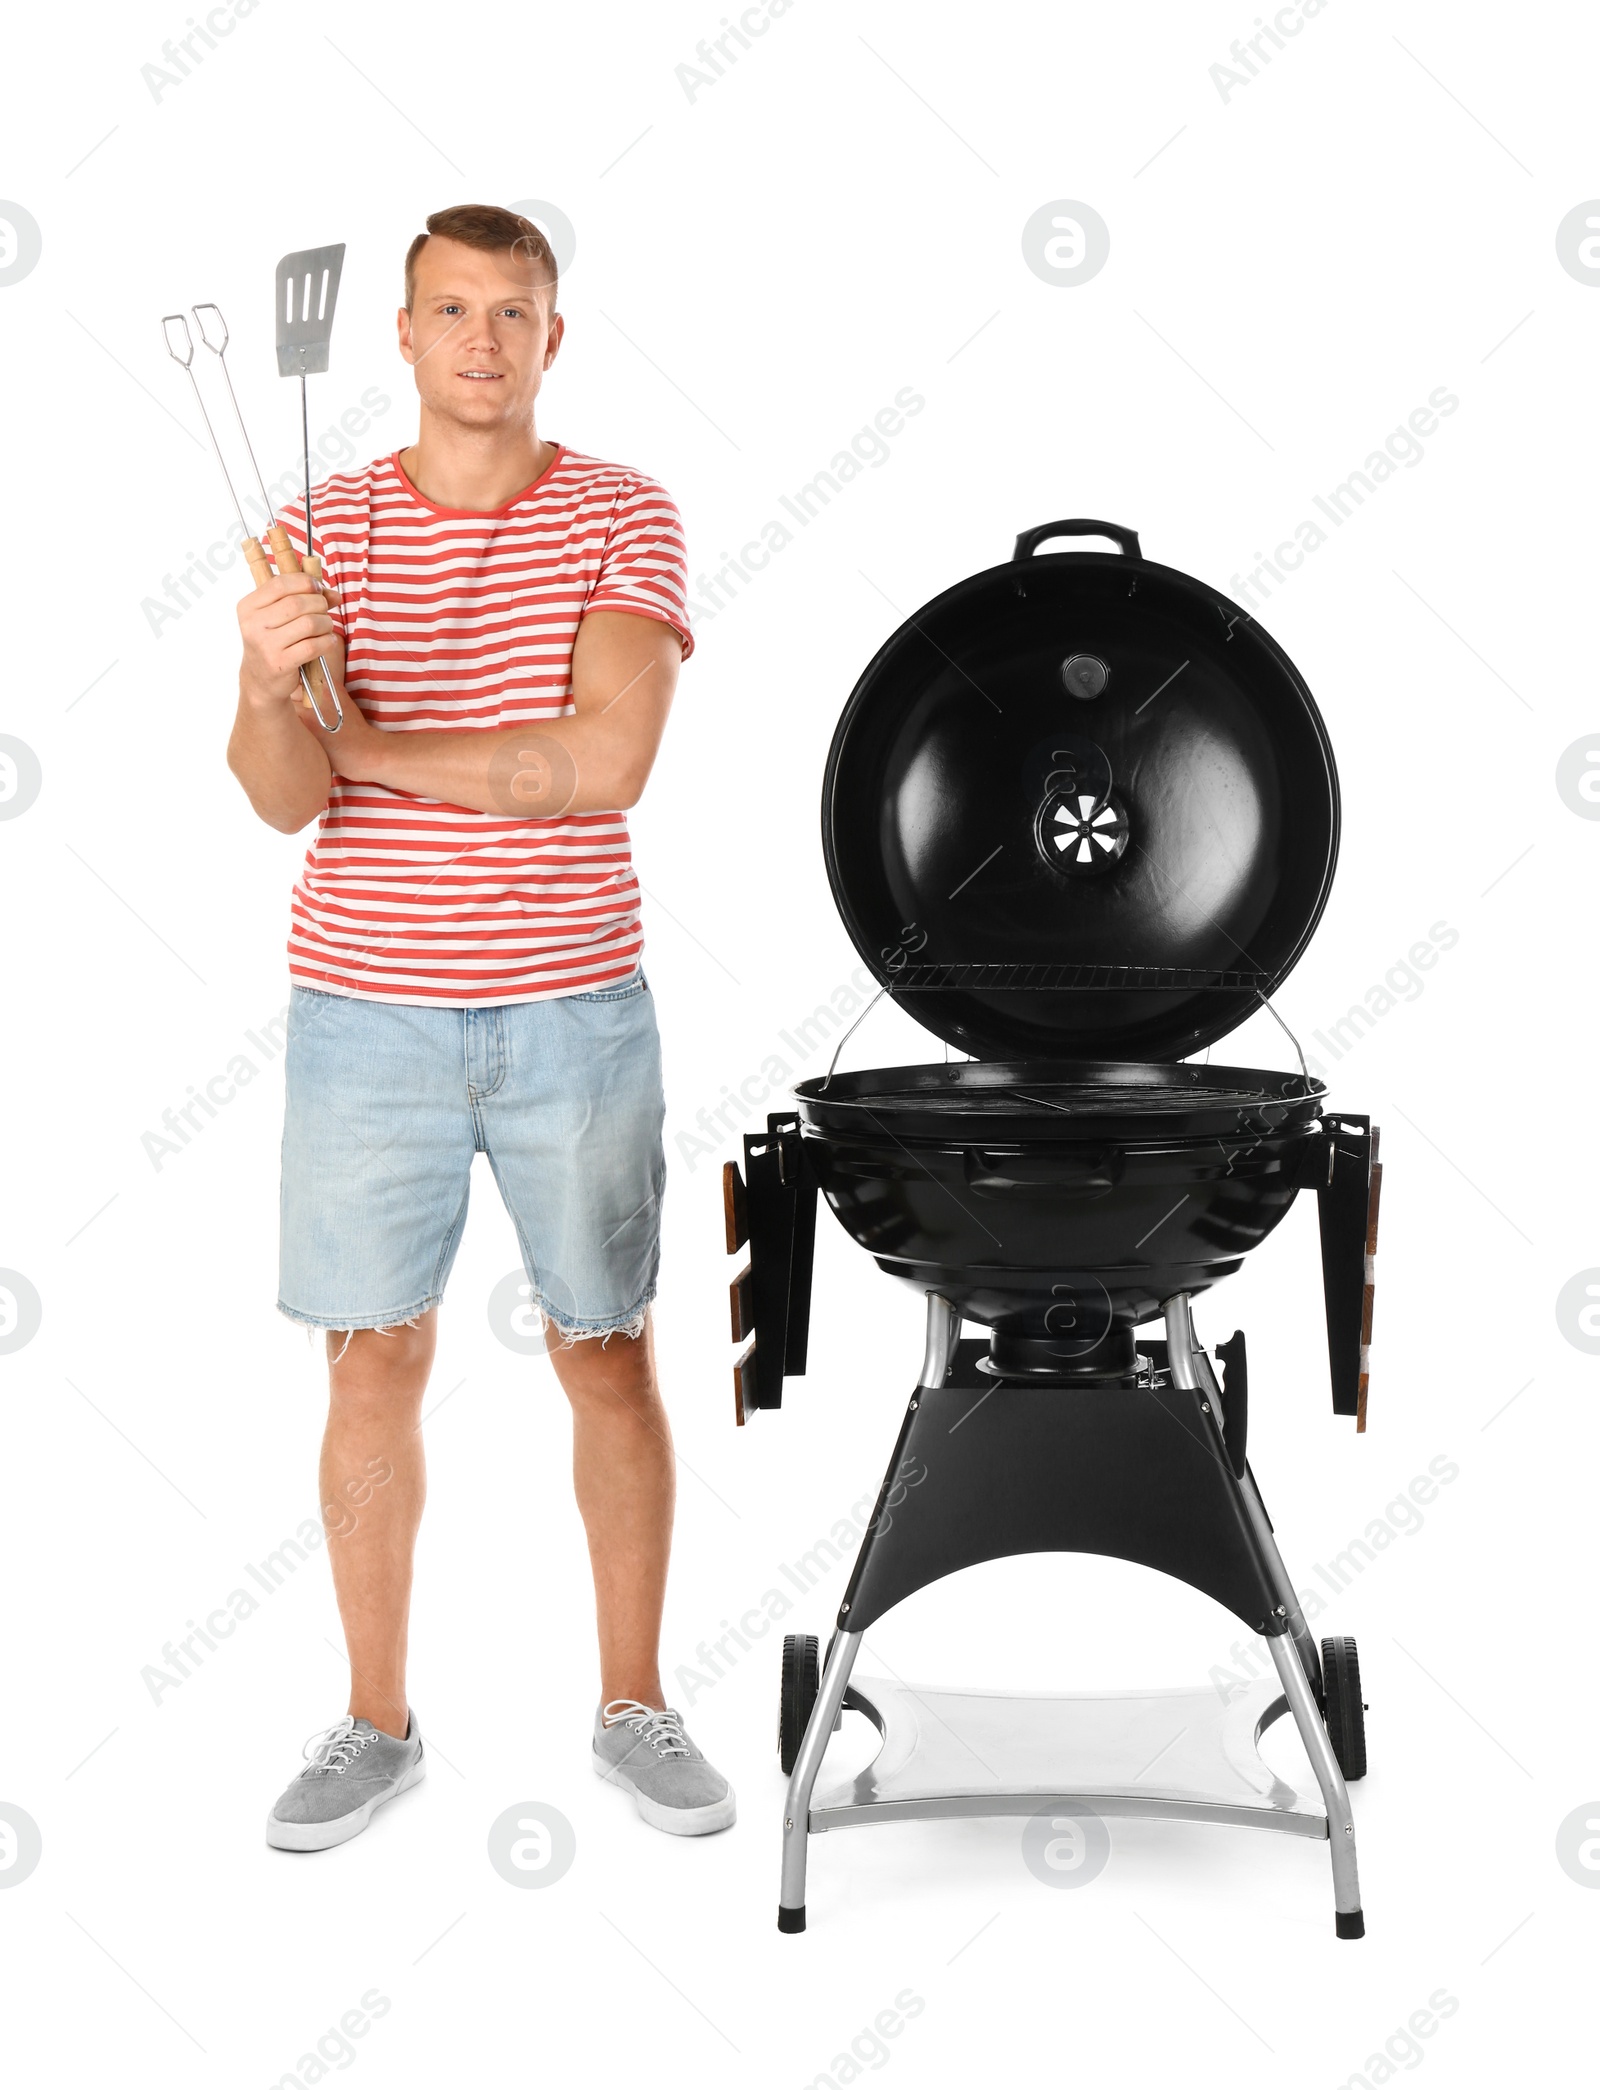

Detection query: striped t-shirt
xmin=273 ymin=446 xmax=693 ymax=1006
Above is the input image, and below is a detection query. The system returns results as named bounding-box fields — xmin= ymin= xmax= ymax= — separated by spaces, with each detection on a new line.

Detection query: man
xmin=227 ymin=203 xmax=732 ymax=1849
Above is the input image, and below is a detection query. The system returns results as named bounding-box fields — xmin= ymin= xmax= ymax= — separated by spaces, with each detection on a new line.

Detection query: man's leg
xmin=546 ymin=1313 xmax=674 ymax=1708
xmin=554 ymin=1315 xmax=735 ymax=1833
xmin=479 ymin=981 xmax=731 ymax=1831
xmin=320 ymin=1312 xmax=437 ymax=1738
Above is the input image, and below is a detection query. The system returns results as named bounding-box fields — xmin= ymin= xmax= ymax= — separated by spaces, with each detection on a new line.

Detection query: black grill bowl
xmin=795 ymin=1057 xmax=1324 ymax=1336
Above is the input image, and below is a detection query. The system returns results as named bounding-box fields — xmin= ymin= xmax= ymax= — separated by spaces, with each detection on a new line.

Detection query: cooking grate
xmin=887 ymin=963 xmax=1272 ymax=992
xmin=840 ymin=1081 xmax=1290 ymax=1116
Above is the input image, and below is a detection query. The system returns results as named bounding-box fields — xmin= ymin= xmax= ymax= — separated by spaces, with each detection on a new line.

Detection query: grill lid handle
xmin=1013 ymin=518 xmax=1142 ymax=561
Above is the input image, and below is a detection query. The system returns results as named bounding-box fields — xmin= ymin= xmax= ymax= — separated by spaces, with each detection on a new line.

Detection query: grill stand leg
xmin=919 ymin=1291 xmax=961 ymax=1389
xmin=778 ymin=1628 xmax=862 ymax=1932
xmin=1240 ymin=1467 xmax=1324 ymax=1702
xmin=1268 ymin=1631 xmax=1365 ymax=1937
xmin=1168 ymin=1296 xmax=1324 ymax=1705
xmin=779 ymin=1297 xmax=955 ymax=1932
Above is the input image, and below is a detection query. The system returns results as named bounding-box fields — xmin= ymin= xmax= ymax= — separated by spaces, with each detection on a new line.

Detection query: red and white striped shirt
xmin=273 ymin=446 xmax=693 ymax=1005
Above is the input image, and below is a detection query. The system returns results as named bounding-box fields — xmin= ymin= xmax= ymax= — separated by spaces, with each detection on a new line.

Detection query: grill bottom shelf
xmin=810 ymin=1674 xmax=1327 ymax=1839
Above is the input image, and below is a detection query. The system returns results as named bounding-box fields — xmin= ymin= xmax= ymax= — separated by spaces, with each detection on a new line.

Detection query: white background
xmin=0 ymin=0 xmax=1592 ymax=2083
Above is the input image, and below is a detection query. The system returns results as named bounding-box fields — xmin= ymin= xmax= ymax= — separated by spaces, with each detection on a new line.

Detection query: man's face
xmin=398 ymin=236 xmax=562 ymax=430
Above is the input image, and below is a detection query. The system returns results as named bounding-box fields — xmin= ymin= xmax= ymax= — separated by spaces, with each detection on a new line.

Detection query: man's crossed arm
xmin=227 ymin=564 xmax=682 ymax=833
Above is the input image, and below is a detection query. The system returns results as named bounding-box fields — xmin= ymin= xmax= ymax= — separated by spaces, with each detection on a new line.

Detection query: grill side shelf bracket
xmin=1358 ymin=1144 xmax=1382 ymax=1435
xmin=1317 ymin=1116 xmax=1379 ymax=1424
xmin=1216 ymin=1330 xmax=1249 ymax=1477
xmin=726 ymin=1114 xmax=819 ymax=1425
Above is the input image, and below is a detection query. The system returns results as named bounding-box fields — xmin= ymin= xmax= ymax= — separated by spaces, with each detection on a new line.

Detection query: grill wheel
xmin=779 ymin=1633 xmax=821 ymax=1773
xmin=1320 ymin=1634 xmax=1368 ymax=1782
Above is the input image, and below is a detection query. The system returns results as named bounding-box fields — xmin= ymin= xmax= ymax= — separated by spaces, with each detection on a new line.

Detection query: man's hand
xmin=238 ymin=567 xmax=347 ymax=711
xmin=227 ymin=563 xmax=344 ymax=833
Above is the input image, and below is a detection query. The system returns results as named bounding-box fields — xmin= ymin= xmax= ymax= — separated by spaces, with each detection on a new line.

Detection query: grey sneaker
xmin=266 ymin=1712 xmax=425 ymax=1851
xmin=593 ymin=1700 xmax=735 ymax=1835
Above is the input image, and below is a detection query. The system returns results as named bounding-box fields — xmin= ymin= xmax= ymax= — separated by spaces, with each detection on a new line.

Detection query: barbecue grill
xmin=723 ymin=520 xmax=1382 ymax=1938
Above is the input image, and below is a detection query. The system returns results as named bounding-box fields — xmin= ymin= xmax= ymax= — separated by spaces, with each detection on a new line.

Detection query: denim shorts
xmin=277 ymin=973 xmax=665 ymax=1338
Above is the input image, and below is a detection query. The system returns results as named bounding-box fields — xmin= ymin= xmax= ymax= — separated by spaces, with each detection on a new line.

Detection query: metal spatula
xmin=275 ymin=242 xmax=345 ymax=557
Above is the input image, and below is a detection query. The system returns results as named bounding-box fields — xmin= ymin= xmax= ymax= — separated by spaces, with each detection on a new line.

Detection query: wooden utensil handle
xmin=241 ymin=532 xmax=318 ymax=591
xmin=303 ymin=655 xmax=341 ymax=714
xmin=300 ymin=552 xmax=341 ymax=711
xmin=238 ymin=532 xmax=339 ymax=717
xmin=240 ymin=537 xmax=274 ymax=588
xmin=267 ymin=523 xmax=302 ymax=575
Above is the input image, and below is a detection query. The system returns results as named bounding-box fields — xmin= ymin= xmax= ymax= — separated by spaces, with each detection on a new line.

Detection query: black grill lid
xmin=821 ymin=519 xmax=1340 ymax=1062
